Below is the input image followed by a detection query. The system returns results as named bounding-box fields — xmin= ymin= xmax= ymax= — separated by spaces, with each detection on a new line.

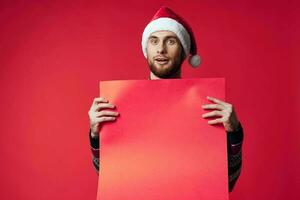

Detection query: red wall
xmin=0 ymin=0 xmax=299 ymax=199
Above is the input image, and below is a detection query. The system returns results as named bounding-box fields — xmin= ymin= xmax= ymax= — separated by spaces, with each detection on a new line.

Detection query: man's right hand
xmin=88 ymin=97 xmax=119 ymax=138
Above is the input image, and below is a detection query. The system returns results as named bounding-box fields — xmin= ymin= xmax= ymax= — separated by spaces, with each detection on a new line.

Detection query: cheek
xmin=146 ymin=46 xmax=156 ymax=58
xmin=169 ymin=46 xmax=182 ymax=59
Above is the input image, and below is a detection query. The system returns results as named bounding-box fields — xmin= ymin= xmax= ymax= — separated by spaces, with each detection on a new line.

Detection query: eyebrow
xmin=148 ymin=35 xmax=179 ymax=40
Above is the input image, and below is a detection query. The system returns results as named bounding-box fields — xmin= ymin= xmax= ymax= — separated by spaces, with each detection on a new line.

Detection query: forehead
xmin=149 ymin=30 xmax=178 ymax=39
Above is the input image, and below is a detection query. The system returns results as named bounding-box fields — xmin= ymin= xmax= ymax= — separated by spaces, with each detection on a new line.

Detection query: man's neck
xmin=149 ymin=70 xmax=182 ymax=80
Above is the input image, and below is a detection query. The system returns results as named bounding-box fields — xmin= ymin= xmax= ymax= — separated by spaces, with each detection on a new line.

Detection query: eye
xmin=150 ymin=38 xmax=158 ymax=45
xmin=167 ymin=39 xmax=177 ymax=45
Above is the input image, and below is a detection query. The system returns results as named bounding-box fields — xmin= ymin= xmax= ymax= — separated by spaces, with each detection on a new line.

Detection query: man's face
xmin=146 ymin=31 xmax=185 ymax=78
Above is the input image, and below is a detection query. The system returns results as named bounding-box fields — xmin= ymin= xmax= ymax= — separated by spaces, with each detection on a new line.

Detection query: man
xmin=88 ymin=6 xmax=243 ymax=192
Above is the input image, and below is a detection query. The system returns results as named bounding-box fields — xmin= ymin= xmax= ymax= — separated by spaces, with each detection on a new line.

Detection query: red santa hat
xmin=142 ymin=6 xmax=201 ymax=68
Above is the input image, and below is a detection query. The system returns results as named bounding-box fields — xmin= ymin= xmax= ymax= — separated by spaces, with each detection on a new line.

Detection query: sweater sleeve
xmin=89 ymin=129 xmax=99 ymax=174
xmin=226 ymin=122 xmax=244 ymax=192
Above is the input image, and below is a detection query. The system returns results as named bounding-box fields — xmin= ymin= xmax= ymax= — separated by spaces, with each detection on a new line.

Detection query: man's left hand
xmin=202 ymin=96 xmax=240 ymax=132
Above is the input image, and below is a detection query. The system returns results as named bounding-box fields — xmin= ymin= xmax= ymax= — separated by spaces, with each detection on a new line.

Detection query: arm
xmin=88 ymin=97 xmax=119 ymax=174
xmin=202 ymin=96 xmax=244 ymax=192
xmin=89 ymin=129 xmax=100 ymax=174
xmin=227 ymin=122 xmax=243 ymax=192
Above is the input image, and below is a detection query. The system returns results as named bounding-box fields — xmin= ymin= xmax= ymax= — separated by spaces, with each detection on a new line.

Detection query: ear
xmin=180 ymin=46 xmax=187 ymax=62
xmin=145 ymin=46 xmax=149 ymax=58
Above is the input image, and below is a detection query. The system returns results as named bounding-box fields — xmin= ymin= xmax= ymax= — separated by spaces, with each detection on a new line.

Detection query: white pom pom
xmin=189 ymin=54 xmax=201 ymax=68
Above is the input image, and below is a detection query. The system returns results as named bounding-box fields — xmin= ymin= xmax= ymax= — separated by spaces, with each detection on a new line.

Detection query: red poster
xmin=97 ymin=78 xmax=228 ymax=200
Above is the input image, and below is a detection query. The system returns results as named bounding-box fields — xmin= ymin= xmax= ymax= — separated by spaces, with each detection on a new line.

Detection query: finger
xmin=202 ymin=110 xmax=224 ymax=118
xmin=95 ymin=116 xmax=117 ymax=123
xmin=94 ymin=103 xmax=116 ymax=111
xmin=207 ymin=118 xmax=224 ymax=125
xmin=202 ymin=104 xmax=225 ymax=110
xmin=93 ymin=97 xmax=109 ymax=104
xmin=207 ymin=96 xmax=228 ymax=106
xmin=96 ymin=110 xmax=119 ymax=117
xmin=90 ymin=97 xmax=109 ymax=109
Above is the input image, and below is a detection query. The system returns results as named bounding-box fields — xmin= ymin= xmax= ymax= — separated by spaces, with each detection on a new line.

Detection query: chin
xmin=148 ymin=59 xmax=181 ymax=78
xmin=153 ymin=68 xmax=180 ymax=79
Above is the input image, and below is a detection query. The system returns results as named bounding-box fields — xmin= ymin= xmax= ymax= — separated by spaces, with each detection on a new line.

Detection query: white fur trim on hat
xmin=142 ymin=17 xmax=191 ymax=58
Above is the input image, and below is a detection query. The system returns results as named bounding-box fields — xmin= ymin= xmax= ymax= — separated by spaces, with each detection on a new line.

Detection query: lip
xmin=154 ymin=56 xmax=169 ymax=61
xmin=155 ymin=60 xmax=169 ymax=65
xmin=154 ymin=56 xmax=169 ymax=64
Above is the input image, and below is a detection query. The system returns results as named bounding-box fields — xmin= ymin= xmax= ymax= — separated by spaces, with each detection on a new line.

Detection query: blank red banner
xmin=97 ymin=78 xmax=228 ymax=200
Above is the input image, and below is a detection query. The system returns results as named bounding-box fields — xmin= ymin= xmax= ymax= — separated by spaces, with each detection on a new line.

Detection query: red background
xmin=0 ymin=0 xmax=299 ymax=199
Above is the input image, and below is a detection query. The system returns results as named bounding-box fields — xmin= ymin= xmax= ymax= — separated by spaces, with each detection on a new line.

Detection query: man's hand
xmin=88 ymin=97 xmax=119 ymax=138
xmin=202 ymin=96 xmax=240 ymax=132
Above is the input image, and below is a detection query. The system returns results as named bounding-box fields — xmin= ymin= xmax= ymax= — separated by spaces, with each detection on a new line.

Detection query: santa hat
xmin=142 ymin=6 xmax=201 ymax=68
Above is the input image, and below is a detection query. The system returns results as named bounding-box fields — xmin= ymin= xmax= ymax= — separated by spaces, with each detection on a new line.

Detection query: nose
xmin=156 ymin=41 xmax=166 ymax=54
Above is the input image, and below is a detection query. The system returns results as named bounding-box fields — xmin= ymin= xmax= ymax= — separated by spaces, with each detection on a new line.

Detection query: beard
xmin=147 ymin=55 xmax=184 ymax=79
